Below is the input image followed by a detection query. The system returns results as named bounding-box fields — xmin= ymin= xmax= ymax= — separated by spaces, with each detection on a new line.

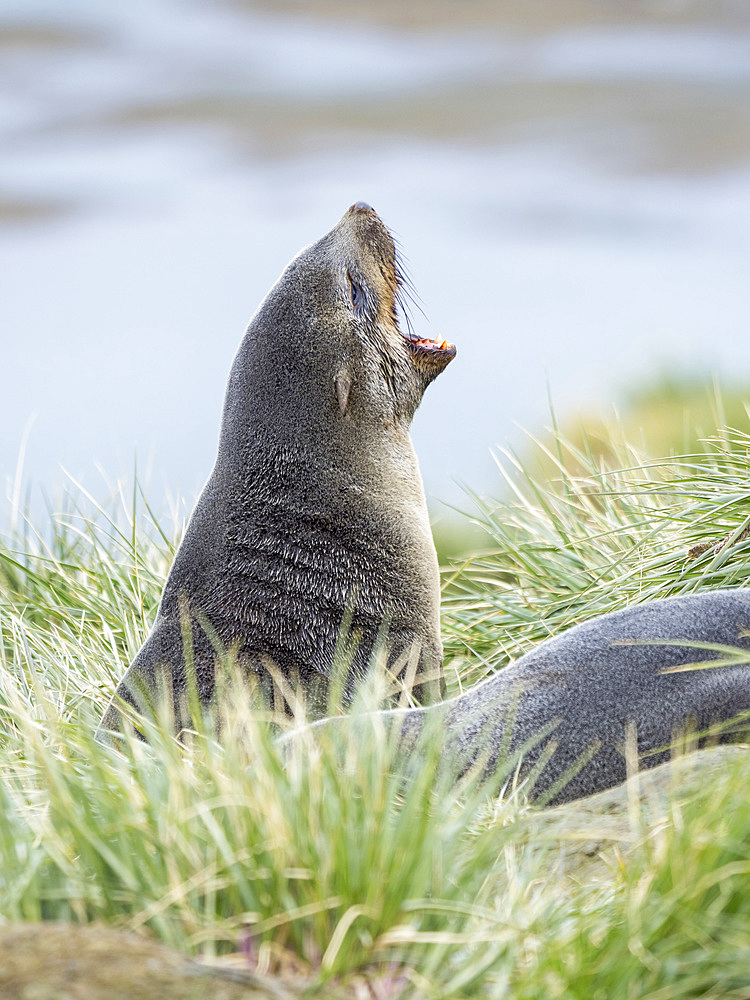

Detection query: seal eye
xmin=347 ymin=271 xmax=365 ymax=314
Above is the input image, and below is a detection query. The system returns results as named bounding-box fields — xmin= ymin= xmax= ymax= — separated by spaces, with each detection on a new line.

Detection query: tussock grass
xmin=442 ymin=422 xmax=750 ymax=689
xmin=2 ymin=415 xmax=750 ymax=996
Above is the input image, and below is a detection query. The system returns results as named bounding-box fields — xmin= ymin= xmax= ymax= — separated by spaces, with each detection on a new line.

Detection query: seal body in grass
xmin=100 ymin=203 xmax=455 ymax=732
xmin=309 ymin=589 xmax=750 ymax=806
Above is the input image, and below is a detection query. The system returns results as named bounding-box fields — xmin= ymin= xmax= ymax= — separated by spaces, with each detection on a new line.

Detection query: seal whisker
xmin=391 ymin=240 xmax=429 ymax=337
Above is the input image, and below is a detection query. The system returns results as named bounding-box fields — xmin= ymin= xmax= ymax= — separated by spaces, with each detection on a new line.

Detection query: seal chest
xmin=100 ymin=203 xmax=456 ymax=732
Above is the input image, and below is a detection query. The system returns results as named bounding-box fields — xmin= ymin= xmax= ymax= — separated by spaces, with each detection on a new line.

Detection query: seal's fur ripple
xmin=99 ymin=203 xmax=454 ymax=733
xmin=309 ymin=590 xmax=750 ymax=806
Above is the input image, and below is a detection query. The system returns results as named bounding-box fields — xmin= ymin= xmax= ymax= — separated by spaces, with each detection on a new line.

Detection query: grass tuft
xmin=2 ymin=412 xmax=750 ymax=995
xmin=442 ymin=423 xmax=750 ymax=689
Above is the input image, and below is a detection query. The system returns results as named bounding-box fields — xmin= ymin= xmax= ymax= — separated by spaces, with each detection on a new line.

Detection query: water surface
xmin=2 ymin=0 xmax=749 ymax=520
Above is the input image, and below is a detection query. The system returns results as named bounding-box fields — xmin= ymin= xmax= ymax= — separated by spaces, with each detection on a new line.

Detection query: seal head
xmin=100 ymin=204 xmax=455 ymax=732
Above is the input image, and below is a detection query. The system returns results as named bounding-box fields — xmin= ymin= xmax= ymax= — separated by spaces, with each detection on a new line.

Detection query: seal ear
xmin=335 ymin=371 xmax=352 ymax=415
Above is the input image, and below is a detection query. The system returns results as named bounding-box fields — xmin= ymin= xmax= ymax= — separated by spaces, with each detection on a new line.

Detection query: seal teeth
xmin=410 ymin=336 xmax=452 ymax=350
xmin=403 ymin=331 xmax=454 ymax=353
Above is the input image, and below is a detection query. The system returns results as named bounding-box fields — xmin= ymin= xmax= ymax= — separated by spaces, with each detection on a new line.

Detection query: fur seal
xmin=100 ymin=202 xmax=455 ymax=732
xmin=306 ymin=590 xmax=750 ymax=806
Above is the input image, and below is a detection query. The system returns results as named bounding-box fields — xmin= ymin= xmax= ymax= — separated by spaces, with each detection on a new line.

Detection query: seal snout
xmin=351 ymin=200 xmax=374 ymax=213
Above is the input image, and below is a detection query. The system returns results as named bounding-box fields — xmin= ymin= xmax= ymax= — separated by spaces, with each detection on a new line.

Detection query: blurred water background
xmin=2 ymin=0 xmax=750 ymax=526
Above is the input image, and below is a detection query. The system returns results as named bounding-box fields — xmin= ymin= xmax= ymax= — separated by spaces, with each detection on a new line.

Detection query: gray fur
xmin=99 ymin=204 xmax=454 ymax=733
xmin=314 ymin=590 xmax=750 ymax=806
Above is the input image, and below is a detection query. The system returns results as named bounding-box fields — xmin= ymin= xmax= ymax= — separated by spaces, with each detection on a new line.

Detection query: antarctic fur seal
xmin=304 ymin=589 xmax=750 ymax=806
xmin=99 ymin=202 xmax=455 ymax=733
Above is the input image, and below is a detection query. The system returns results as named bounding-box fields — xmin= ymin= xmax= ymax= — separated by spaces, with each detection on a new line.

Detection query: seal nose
xmin=351 ymin=200 xmax=374 ymax=213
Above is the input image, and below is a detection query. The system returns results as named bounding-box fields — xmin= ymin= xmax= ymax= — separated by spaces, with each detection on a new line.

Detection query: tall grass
xmin=2 ymin=414 xmax=750 ymax=996
xmin=442 ymin=421 xmax=750 ymax=689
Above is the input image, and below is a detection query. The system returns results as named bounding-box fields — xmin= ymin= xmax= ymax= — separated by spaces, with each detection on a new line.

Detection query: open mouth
xmin=403 ymin=331 xmax=457 ymax=362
